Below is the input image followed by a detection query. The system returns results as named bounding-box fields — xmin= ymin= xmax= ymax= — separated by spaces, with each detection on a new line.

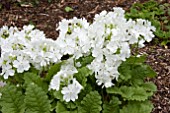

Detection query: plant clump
xmin=0 ymin=7 xmax=157 ymax=113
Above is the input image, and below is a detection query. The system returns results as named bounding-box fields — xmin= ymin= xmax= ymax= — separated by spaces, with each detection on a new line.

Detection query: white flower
xmin=29 ymin=29 xmax=46 ymax=41
xmin=113 ymin=7 xmax=125 ymax=17
xmin=0 ymin=38 xmax=13 ymax=53
xmin=1 ymin=63 xmax=15 ymax=79
xmin=106 ymin=41 xmax=119 ymax=53
xmin=56 ymin=17 xmax=90 ymax=59
xmin=23 ymin=25 xmax=34 ymax=33
xmin=75 ymin=62 xmax=81 ymax=67
xmin=92 ymin=47 xmax=103 ymax=61
xmin=119 ymin=42 xmax=131 ymax=61
xmin=33 ymin=52 xmax=50 ymax=67
xmin=61 ymin=78 xmax=83 ymax=102
xmin=13 ymin=55 xmax=30 ymax=73
xmin=57 ymin=19 xmax=69 ymax=38
xmin=0 ymin=81 xmax=6 ymax=87
xmin=49 ymin=72 xmax=61 ymax=91
xmin=60 ymin=58 xmax=78 ymax=77
xmin=96 ymin=73 xmax=113 ymax=88
xmin=0 ymin=53 xmax=15 ymax=79
xmin=49 ymin=58 xmax=78 ymax=91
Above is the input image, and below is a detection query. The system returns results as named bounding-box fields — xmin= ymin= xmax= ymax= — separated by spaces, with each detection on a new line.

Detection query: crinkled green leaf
xmin=142 ymin=82 xmax=157 ymax=92
xmin=24 ymin=72 xmax=48 ymax=92
xmin=0 ymin=84 xmax=25 ymax=113
xmin=103 ymin=96 xmax=121 ymax=113
xmin=65 ymin=102 xmax=77 ymax=109
xmin=78 ymin=91 xmax=102 ymax=113
xmin=56 ymin=102 xmax=77 ymax=113
xmin=56 ymin=102 xmax=68 ymax=113
xmin=132 ymin=64 xmax=157 ymax=78
xmin=118 ymin=63 xmax=132 ymax=82
xmin=76 ymin=83 xmax=93 ymax=106
xmin=120 ymin=101 xmax=153 ymax=113
xmin=129 ymin=78 xmax=144 ymax=86
xmin=25 ymin=83 xmax=50 ymax=113
xmin=118 ymin=56 xmax=147 ymax=82
xmin=107 ymin=86 xmax=133 ymax=99
xmin=107 ymin=85 xmax=154 ymax=101
xmin=118 ymin=56 xmax=156 ymax=84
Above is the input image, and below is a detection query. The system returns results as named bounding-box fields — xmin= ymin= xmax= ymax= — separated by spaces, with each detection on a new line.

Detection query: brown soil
xmin=0 ymin=0 xmax=170 ymax=113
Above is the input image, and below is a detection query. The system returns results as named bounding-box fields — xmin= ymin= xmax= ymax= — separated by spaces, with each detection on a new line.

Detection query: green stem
xmin=70 ymin=101 xmax=72 ymax=113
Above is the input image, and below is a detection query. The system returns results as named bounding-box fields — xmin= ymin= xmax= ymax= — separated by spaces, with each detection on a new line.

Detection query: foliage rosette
xmin=0 ymin=7 xmax=157 ymax=113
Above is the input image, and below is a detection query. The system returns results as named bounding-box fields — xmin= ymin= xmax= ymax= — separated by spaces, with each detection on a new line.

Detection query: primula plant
xmin=0 ymin=7 xmax=157 ymax=113
xmin=126 ymin=0 xmax=170 ymax=46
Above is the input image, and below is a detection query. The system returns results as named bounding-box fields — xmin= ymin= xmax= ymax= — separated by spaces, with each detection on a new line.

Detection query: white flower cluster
xmin=87 ymin=8 xmax=156 ymax=88
xmin=56 ymin=17 xmax=90 ymax=59
xmin=0 ymin=7 xmax=155 ymax=102
xmin=55 ymin=7 xmax=155 ymax=88
xmin=0 ymin=25 xmax=62 ymax=79
xmin=49 ymin=58 xmax=83 ymax=102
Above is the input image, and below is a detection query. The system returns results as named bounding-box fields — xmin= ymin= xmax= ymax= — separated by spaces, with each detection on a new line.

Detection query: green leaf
xmin=142 ymin=82 xmax=157 ymax=92
xmin=125 ymin=56 xmax=146 ymax=63
xmin=24 ymin=72 xmax=48 ymax=92
xmin=78 ymin=91 xmax=102 ymax=113
xmin=129 ymin=78 xmax=144 ymax=86
xmin=118 ymin=62 xmax=132 ymax=82
xmin=46 ymin=62 xmax=62 ymax=81
xmin=56 ymin=102 xmax=77 ymax=113
xmin=0 ymin=84 xmax=25 ymax=113
xmin=103 ymin=96 xmax=121 ymax=113
xmin=76 ymin=83 xmax=93 ymax=104
xmin=53 ymin=90 xmax=63 ymax=101
xmin=118 ymin=56 xmax=147 ymax=82
xmin=65 ymin=101 xmax=77 ymax=109
xmin=107 ymin=85 xmax=154 ymax=101
xmin=76 ymin=55 xmax=94 ymax=67
xmin=120 ymin=101 xmax=153 ymax=113
xmin=65 ymin=6 xmax=74 ymax=12
xmin=130 ymin=64 xmax=156 ymax=79
xmin=25 ymin=83 xmax=51 ymax=113
xmin=78 ymin=66 xmax=92 ymax=77
xmin=56 ymin=102 xmax=68 ymax=113
xmin=119 ymin=56 xmax=156 ymax=83
xmin=107 ymin=86 xmax=133 ymax=99
xmin=74 ymin=66 xmax=92 ymax=87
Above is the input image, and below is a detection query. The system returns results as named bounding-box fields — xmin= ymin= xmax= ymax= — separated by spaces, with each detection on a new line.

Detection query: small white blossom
xmin=1 ymin=63 xmax=15 ymax=79
xmin=0 ymin=81 xmax=6 ymax=87
xmin=13 ymin=55 xmax=30 ymax=73
xmin=49 ymin=72 xmax=61 ymax=91
xmin=61 ymin=78 xmax=83 ymax=102
xmin=49 ymin=58 xmax=78 ymax=91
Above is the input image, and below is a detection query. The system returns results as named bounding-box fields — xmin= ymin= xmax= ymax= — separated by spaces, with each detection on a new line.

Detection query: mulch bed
xmin=0 ymin=0 xmax=170 ymax=113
